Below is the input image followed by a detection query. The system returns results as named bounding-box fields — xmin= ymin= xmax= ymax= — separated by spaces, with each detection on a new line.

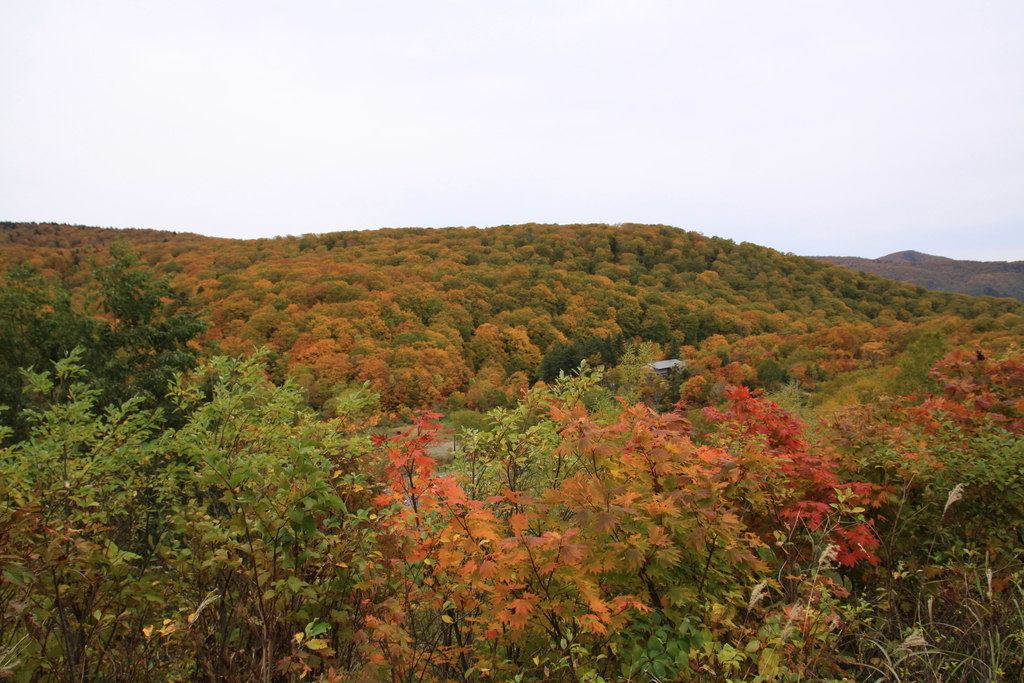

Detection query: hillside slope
xmin=4 ymin=221 xmax=1023 ymax=411
xmin=817 ymin=251 xmax=1024 ymax=301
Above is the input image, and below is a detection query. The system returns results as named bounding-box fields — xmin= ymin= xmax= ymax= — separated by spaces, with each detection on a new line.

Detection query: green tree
xmin=0 ymin=265 xmax=99 ymax=441
xmin=87 ymin=244 xmax=208 ymax=412
xmin=607 ymin=341 xmax=665 ymax=405
xmin=756 ymin=358 xmax=787 ymax=389
xmin=0 ymin=245 xmax=207 ymax=442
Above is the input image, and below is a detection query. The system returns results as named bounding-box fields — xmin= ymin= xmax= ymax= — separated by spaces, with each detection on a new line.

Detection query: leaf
xmin=508 ymin=597 xmax=535 ymax=628
xmin=510 ymin=598 xmax=534 ymax=614
xmin=1 ymin=566 xmax=33 ymax=586
xmin=578 ymin=614 xmax=608 ymax=635
xmin=623 ymin=547 xmax=646 ymax=569
xmin=307 ymin=622 xmax=329 ymax=637
xmin=510 ymin=512 xmax=528 ymax=536
xmin=559 ymin=541 xmax=587 ymax=564
xmin=595 ymin=511 xmax=619 ymax=533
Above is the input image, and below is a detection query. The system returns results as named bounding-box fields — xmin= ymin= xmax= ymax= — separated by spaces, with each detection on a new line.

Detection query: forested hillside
xmin=818 ymin=250 xmax=1024 ymax=302
xmin=3 ymin=221 xmax=1024 ymax=682
xmin=3 ymin=221 xmax=1022 ymax=418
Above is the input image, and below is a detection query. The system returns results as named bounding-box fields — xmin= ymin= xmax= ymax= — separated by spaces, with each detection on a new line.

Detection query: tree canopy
xmin=3 ymin=221 xmax=1021 ymax=416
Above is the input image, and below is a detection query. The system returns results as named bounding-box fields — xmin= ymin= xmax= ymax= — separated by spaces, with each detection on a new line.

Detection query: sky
xmin=1 ymin=1 xmax=1022 ymax=261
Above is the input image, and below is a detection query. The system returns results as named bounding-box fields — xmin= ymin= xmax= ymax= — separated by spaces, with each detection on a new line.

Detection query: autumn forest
xmin=1 ymin=221 xmax=1022 ymax=682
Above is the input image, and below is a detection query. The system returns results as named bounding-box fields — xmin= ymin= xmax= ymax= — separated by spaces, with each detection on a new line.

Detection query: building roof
xmin=647 ymin=359 xmax=685 ymax=371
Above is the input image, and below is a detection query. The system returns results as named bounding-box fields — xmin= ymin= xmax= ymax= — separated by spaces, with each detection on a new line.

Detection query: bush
xmin=0 ymin=354 xmax=388 ymax=682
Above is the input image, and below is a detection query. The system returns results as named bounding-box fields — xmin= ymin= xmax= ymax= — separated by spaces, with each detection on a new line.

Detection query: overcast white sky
xmin=2 ymin=1 xmax=1022 ymax=260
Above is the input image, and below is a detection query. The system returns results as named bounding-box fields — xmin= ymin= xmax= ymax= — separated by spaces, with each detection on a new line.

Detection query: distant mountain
xmin=815 ymin=251 xmax=1024 ymax=302
xmin=875 ymin=250 xmax=954 ymax=264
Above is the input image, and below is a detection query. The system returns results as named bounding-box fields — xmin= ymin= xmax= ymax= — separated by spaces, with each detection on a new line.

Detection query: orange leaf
xmin=510 ymin=512 xmax=528 ymax=536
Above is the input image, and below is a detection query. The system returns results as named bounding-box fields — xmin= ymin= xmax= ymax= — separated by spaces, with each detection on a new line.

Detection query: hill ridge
xmin=4 ymin=220 xmax=1023 ymax=412
xmin=816 ymin=251 xmax=1024 ymax=302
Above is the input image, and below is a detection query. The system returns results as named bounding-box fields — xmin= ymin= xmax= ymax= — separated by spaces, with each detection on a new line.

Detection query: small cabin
xmin=646 ymin=359 xmax=685 ymax=377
